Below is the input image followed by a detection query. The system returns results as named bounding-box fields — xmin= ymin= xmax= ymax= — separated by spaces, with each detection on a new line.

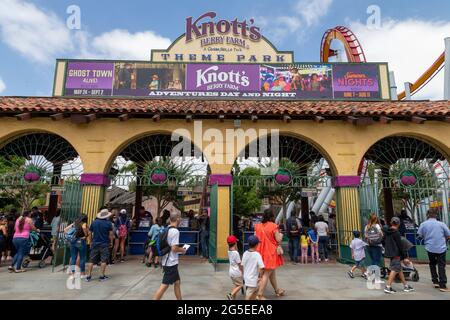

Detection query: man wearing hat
xmin=85 ymin=209 xmax=114 ymax=282
xmin=383 ymin=216 xmax=414 ymax=294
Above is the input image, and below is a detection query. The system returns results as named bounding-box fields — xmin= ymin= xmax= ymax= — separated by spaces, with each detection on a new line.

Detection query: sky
xmin=0 ymin=0 xmax=449 ymax=99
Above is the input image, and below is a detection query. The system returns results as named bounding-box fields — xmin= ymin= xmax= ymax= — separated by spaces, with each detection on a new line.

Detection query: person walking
xmin=285 ymin=214 xmax=301 ymax=264
xmin=65 ymin=214 xmax=89 ymax=278
xmin=417 ymin=209 xmax=450 ymax=292
xmin=147 ymin=217 xmax=163 ymax=268
xmin=364 ymin=213 xmax=384 ymax=267
xmin=154 ymin=212 xmax=187 ymax=300
xmin=315 ymin=216 xmax=329 ymax=262
xmin=196 ymin=209 xmax=209 ymax=260
xmin=9 ymin=211 xmax=39 ymax=273
xmin=242 ymin=235 xmax=264 ymax=300
xmin=254 ymin=209 xmax=285 ymax=300
xmin=348 ymin=231 xmax=368 ymax=279
xmin=85 ymin=209 xmax=114 ymax=282
xmin=114 ymin=209 xmax=130 ymax=262
xmin=226 ymin=235 xmax=243 ymax=300
xmin=383 ymin=217 xmax=415 ymax=294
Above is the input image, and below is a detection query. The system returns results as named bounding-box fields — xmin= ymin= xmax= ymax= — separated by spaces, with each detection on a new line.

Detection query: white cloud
xmin=295 ymin=0 xmax=333 ymax=27
xmin=0 ymin=0 xmax=171 ymax=64
xmin=0 ymin=77 xmax=5 ymax=94
xmin=0 ymin=0 xmax=72 ymax=63
xmin=350 ymin=19 xmax=450 ymax=100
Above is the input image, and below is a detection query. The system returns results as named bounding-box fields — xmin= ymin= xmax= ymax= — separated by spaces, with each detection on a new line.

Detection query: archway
xmin=232 ymin=133 xmax=337 ymax=257
xmin=105 ymin=132 xmax=210 ymax=257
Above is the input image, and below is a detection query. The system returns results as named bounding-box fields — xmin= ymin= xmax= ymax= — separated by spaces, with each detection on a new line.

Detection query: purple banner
xmin=332 ymin=64 xmax=380 ymax=99
xmin=186 ymin=64 xmax=260 ymax=92
xmin=65 ymin=62 xmax=114 ymax=96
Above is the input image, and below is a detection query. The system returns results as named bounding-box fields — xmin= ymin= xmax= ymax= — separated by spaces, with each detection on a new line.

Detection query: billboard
xmin=60 ymin=60 xmax=387 ymax=100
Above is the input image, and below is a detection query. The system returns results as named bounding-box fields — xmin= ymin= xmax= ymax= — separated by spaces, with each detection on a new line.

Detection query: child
xmin=242 ymin=235 xmax=264 ymax=300
xmin=307 ymin=228 xmax=319 ymax=263
xmin=226 ymin=235 xmax=243 ymax=300
xmin=348 ymin=231 xmax=368 ymax=279
xmin=300 ymin=229 xmax=309 ymax=264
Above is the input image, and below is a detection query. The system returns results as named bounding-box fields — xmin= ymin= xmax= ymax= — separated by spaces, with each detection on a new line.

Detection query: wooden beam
xmin=152 ymin=114 xmax=161 ymax=122
xmin=50 ymin=113 xmax=65 ymax=121
xmin=118 ymin=114 xmax=129 ymax=122
xmin=346 ymin=116 xmax=358 ymax=125
xmin=411 ymin=116 xmax=426 ymax=124
xmin=283 ymin=115 xmax=291 ymax=123
xmin=314 ymin=116 xmax=325 ymax=123
xmin=251 ymin=114 xmax=258 ymax=123
xmin=15 ymin=113 xmax=31 ymax=121
xmin=379 ymin=116 xmax=393 ymax=124
xmin=70 ymin=114 xmax=96 ymax=124
xmin=85 ymin=114 xmax=97 ymax=122
xmin=186 ymin=114 xmax=193 ymax=123
xmin=218 ymin=114 xmax=225 ymax=122
xmin=443 ymin=116 xmax=450 ymax=123
xmin=346 ymin=116 xmax=375 ymax=126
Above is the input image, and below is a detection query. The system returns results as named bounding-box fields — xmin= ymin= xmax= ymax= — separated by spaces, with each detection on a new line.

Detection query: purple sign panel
xmin=332 ymin=64 xmax=380 ymax=99
xmin=65 ymin=62 xmax=114 ymax=96
xmin=186 ymin=64 xmax=260 ymax=92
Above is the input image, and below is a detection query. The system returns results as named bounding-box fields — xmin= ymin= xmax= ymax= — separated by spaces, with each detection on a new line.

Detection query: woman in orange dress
xmin=254 ymin=209 xmax=285 ymax=300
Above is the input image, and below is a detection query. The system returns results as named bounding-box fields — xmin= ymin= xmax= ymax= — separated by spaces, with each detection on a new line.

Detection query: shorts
xmin=150 ymin=244 xmax=157 ymax=256
xmin=231 ymin=277 xmax=243 ymax=287
xmin=245 ymin=286 xmax=258 ymax=300
xmin=390 ymin=258 xmax=402 ymax=273
xmin=89 ymin=244 xmax=109 ymax=264
xmin=162 ymin=265 xmax=180 ymax=285
xmin=355 ymin=259 xmax=366 ymax=268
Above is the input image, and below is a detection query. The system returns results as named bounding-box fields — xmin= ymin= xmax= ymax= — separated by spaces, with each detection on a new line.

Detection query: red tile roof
xmin=0 ymin=97 xmax=449 ymax=117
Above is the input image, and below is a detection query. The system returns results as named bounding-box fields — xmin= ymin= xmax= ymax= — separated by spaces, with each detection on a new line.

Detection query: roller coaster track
xmin=320 ymin=26 xmax=367 ymax=63
xmin=397 ymin=52 xmax=445 ymax=100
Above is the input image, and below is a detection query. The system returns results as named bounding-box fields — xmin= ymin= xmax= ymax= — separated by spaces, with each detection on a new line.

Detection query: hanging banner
xmin=332 ymin=64 xmax=380 ymax=99
xmin=64 ymin=62 xmax=114 ymax=96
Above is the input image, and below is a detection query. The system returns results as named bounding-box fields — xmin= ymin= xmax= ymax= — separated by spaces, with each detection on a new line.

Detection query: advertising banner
xmin=62 ymin=60 xmax=386 ymax=100
xmin=332 ymin=64 xmax=380 ymax=99
xmin=64 ymin=62 xmax=114 ymax=96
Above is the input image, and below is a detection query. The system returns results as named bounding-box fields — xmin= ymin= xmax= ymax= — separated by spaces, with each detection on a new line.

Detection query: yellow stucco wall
xmin=1 ymin=117 xmax=449 ymax=176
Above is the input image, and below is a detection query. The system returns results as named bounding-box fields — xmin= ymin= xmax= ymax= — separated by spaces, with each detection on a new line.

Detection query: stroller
xmin=22 ymin=232 xmax=53 ymax=269
xmin=380 ymin=237 xmax=420 ymax=282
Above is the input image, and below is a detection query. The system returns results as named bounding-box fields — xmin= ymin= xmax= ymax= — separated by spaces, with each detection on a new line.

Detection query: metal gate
xmin=208 ymin=183 xmax=218 ymax=269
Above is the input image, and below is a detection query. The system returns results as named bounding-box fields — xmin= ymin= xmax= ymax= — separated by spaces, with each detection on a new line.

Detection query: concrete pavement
xmin=0 ymin=256 xmax=449 ymax=300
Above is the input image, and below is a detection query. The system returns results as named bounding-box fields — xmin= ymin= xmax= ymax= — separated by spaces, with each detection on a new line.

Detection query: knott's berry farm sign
xmin=150 ymin=12 xmax=294 ymax=64
xmin=52 ymin=12 xmax=392 ymax=101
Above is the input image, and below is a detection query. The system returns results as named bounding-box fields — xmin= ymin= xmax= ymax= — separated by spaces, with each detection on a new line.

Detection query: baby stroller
xmin=22 ymin=232 xmax=53 ymax=269
xmin=380 ymin=237 xmax=419 ymax=282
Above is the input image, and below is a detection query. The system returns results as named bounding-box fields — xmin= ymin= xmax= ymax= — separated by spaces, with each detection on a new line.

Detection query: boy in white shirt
xmin=226 ymin=235 xmax=243 ymax=300
xmin=242 ymin=235 xmax=264 ymax=300
xmin=348 ymin=230 xmax=368 ymax=279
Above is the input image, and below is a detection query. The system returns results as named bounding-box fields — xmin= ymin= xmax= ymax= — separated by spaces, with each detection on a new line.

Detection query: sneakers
xmin=325 ymin=259 xmax=329 ymax=262
xmin=84 ymin=276 xmax=92 ymax=282
xmin=439 ymin=287 xmax=450 ymax=292
xmin=403 ymin=285 xmax=415 ymax=292
xmin=226 ymin=293 xmax=233 ymax=300
xmin=384 ymin=286 xmax=396 ymax=294
xmin=99 ymin=275 xmax=109 ymax=282
xmin=361 ymin=273 xmax=368 ymax=280
xmin=433 ymin=283 xmax=440 ymax=288
xmin=347 ymin=271 xmax=355 ymax=278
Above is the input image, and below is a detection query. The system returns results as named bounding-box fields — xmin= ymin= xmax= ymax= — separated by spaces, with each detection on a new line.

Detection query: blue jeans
xmin=318 ymin=236 xmax=329 ymax=260
xmin=70 ymin=239 xmax=87 ymax=273
xmin=367 ymin=245 xmax=382 ymax=266
xmin=200 ymin=230 xmax=209 ymax=258
xmin=12 ymin=237 xmax=30 ymax=270
xmin=288 ymin=237 xmax=300 ymax=262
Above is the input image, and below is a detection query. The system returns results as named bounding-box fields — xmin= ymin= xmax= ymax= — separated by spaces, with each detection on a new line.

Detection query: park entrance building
xmin=1 ymin=12 xmax=449 ymax=264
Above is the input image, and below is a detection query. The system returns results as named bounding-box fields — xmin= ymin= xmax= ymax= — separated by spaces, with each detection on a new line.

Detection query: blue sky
xmin=0 ymin=0 xmax=449 ymax=98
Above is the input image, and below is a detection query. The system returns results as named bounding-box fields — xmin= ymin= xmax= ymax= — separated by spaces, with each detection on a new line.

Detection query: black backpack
xmin=156 ymin=226 xmax=175 ymax=257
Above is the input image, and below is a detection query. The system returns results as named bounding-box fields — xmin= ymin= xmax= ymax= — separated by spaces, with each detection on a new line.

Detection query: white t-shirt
xmin=315 ymin=221 xmax=328 ymax=237
xmin=350 ymin=238 xmax=368 ymax=261
xmin=242 ymin=250 xmax=264 ymax=287
xmin=228 ymin=250 xmax=242 ymax=278
xmin=162 ymin=227 xmax=180 ymax=267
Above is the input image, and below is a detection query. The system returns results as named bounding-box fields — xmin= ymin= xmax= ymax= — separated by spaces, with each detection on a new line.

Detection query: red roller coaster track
xmin=320 ymin=26 xmax=367 ymax=63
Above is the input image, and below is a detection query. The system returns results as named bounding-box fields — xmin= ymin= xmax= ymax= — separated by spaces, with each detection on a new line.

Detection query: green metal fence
xmin=208 ymin=183 xmax=218 ymax=270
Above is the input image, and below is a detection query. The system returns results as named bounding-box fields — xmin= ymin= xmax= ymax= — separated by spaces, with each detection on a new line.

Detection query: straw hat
xmin=96 ymin=209 xmax=112 ymax=220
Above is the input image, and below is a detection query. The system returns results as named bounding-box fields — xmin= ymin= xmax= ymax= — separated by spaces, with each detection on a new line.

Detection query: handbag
xmin=261 ymin=223 xmax=284 ymax=256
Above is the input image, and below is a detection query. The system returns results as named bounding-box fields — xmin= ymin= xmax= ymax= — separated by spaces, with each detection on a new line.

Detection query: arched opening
xmin=105 ymin=133 xmax=210 ymax=257
xmin=232 ymin=133 xmax=337 ymax=258
xmin=360 ymin=136 xmax=449 ymax=259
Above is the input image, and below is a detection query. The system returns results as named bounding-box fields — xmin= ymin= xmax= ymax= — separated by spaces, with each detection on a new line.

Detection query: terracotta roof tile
xmin=0 ymin=97 xmax=449 ymax=118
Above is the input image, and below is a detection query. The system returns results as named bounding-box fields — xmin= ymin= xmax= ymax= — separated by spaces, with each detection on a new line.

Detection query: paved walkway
xmin=0 ymin=257 xmax=449 ymax=300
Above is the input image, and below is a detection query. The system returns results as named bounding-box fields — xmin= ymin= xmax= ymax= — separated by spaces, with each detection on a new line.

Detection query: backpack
xmin=65 ymin=224 xmax=77 ymax=242
xmin=118 ymin=217 xmax=128 ymax=238
xmin=289 ymin=218 xmax=299 ymax=234
xmin=366 ymin=225 xmax=383 ymax=246
xmin=156 ymin=226 xmax=174 ymax=257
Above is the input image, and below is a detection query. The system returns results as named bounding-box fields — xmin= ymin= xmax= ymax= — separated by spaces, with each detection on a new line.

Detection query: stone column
xmin=333 ymin=176 xmax=361 ymax=263
xmin=80 ymin=174 xmax=109 ymax=224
